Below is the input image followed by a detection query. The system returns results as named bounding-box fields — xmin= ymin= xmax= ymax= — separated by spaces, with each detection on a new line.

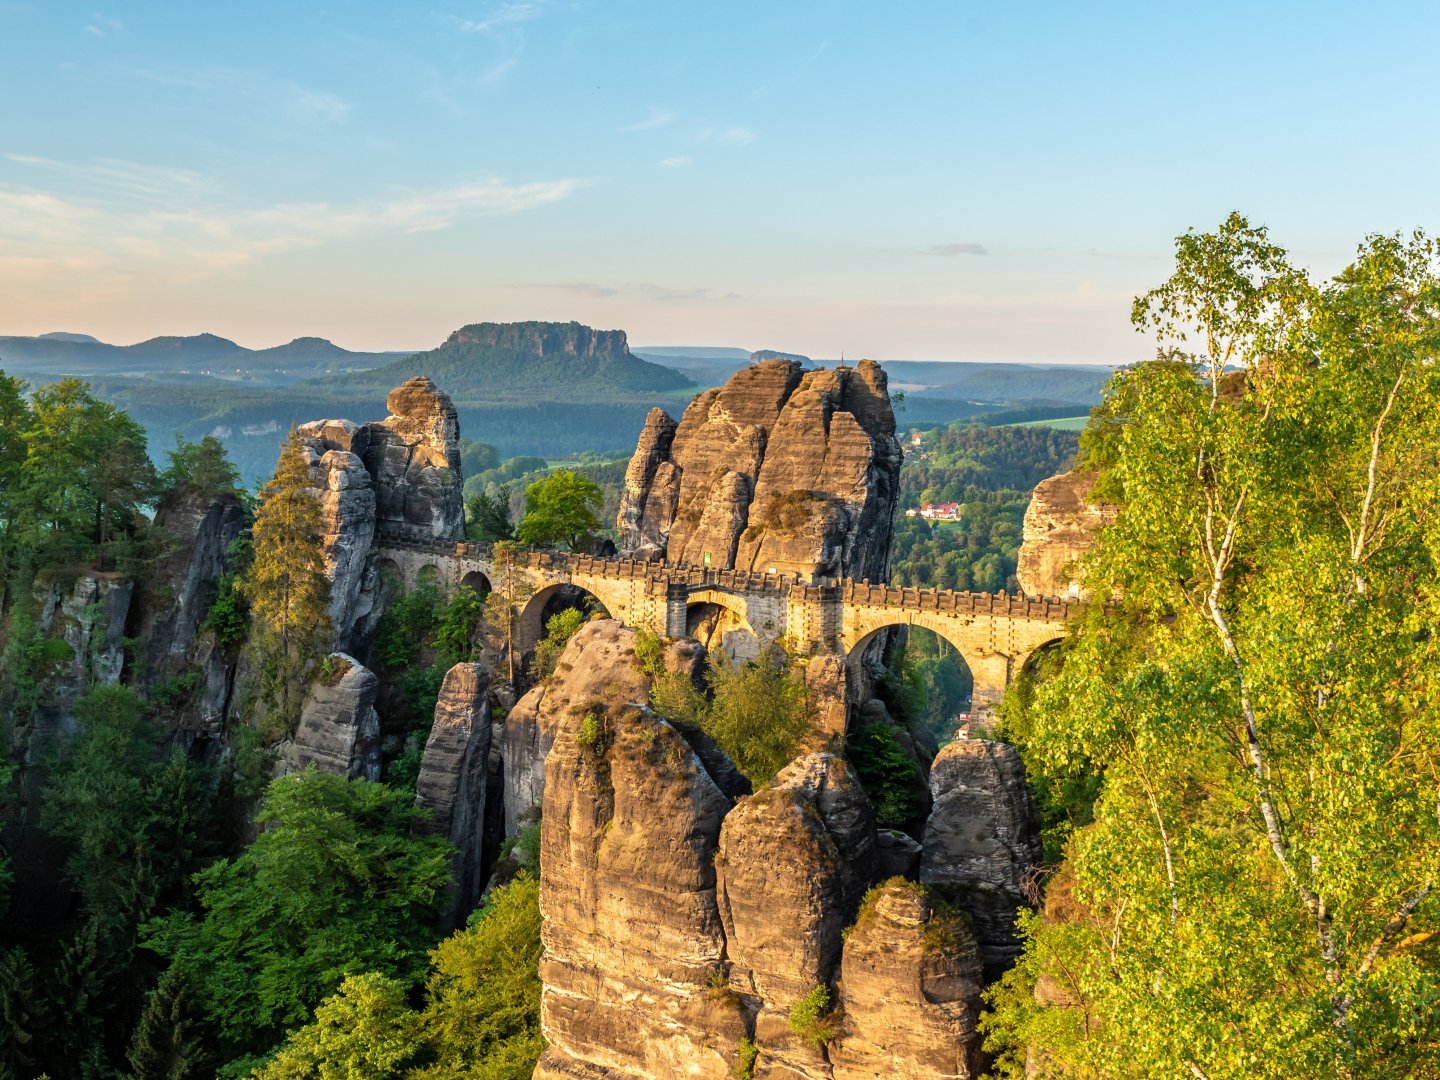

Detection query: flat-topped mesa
xmin=616 ymin=358 xmax=902 ymax=582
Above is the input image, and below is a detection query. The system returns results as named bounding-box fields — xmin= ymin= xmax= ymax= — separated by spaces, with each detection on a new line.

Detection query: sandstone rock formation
xmin=830 ymin=880 xmax=986 ymax=1079
xmin=1016 ymin=467 xmax=1118 ymax=599
xmin=132 ymin=485 xmax=247 ymax=697
xmin=616 ymin=408 xmax=679 ymax=561
xmin=289 ymin=377 xmax=466 ymax=652
xmin=23 ymin=574 xmax=134 ymax=754
xmin=499 ymin=619 xmax=711 ymax=836
xmin=920 ymin=738 xmax=1043 ymax=977
xmin=715 ymin=752 xmax=877 ymax=1077
xmin=279 ymin=654 xmax=382 ymax=781
xmin=295 ymin=419 xmax=378 ymax=645
xmin=415 ymin=662 xmax=491 ymax=927
xmin=363 ymin=376 xmax=465 ymax=538
xmin=535 ymin=700 xmax=744 ymax=1079
xmin=616 ymin=359 xmax=902 ymax=582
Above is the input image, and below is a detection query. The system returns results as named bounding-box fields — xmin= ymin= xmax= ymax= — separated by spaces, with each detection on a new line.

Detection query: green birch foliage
xmin=984 ymin=219 xmax=1440 ymax=1079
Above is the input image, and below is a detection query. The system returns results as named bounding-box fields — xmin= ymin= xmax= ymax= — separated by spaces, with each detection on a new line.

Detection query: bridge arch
xmin=685 ymin=587 xmax=763 ymax=661
xmin=844 ymin=613 xmax=1006 ymax=724
xmin=517 ymin=582 xmax=614 ymax=654
xmin=460 ymin=569 xmax=492 ymax=597
xmin=414 ymin=563 xmax=445 ymax=593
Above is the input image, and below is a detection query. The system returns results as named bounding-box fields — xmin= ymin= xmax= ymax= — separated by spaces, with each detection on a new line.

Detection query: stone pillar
xmin=968 ymin=652 xmax=1014 ymax=718
xmin=665 ymin=581 xmax=689 ymax=639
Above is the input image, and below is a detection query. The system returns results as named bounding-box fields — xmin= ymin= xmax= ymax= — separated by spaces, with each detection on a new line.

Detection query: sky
xmin=2 ymin=1 xmax=1439 ymax=362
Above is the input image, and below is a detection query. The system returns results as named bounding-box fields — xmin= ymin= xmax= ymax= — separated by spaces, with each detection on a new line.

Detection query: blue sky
xmin=2 ymin=1 xmax=1438 ymax=361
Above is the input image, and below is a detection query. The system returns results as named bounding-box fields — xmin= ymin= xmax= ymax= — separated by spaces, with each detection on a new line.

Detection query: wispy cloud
xmin=924 ymin=242 xmax=988 ymax=257
xmin=5 ymin=154 xmax=213 ymax=203
xmin=716 ymin=126 xmax=756 ymax=146
xmin=0 ymin=160 xmax=587 ymax=283
xmin=83 ymin=13 xmax=122 ymax=36
xmin=127 ymin=65 xmax=351 ymax=125
xmin=658 ymin=155 xmax=692 ymax=169
xmin=520 ymin=281 xmax=738 ymax=303
xmin=450 ymin=1 xmax=547 ymax=35
xmin=620 ymin=106 xmax=675 ymax=133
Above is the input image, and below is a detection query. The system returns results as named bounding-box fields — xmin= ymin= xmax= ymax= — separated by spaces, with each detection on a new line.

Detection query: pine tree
xmin=244 ymin=429 xmax=331 ymax=659
xmin=125 ymin=967 xmax=212 ymax=1080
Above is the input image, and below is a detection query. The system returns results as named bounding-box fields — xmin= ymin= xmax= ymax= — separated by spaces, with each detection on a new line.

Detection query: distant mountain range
xmin=0 ymin=321 xmax=1116 ymax=484
xmin=0 ymin=331 xmax=408 ymax=383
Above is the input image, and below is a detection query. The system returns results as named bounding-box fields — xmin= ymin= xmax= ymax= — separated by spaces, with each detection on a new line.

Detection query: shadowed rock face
xmin=1016 ymin=467 xmax=1118 ymax=599
xmin=616 ymin=359 xmax=902 ymax=581
xmin=920 ymin=738 xmax=1043 ymax=978
xmin=280 ymin=653 xmax=382 ymax=782
xmin=830 ymin=881 xmax=986 ymax=1080
xmin=132 ymin=486 xmax=247 ymax=701
xmin=415 ymin=662 xmax=491 ymax=928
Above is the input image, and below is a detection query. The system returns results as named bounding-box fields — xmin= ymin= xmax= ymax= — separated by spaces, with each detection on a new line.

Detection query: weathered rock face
xmin=616 ymin=359 xmax=902 ymax=581
xmin=716 ymin=752 xmax=877 ymax=1078
xmin=499 ymin=620 xmax=653 ymax=838
xmin=616 ymin=408 xmax=679 ymax=560
xmin=287 ymin=378 xmax=466 ymax=652
xmin=362 ymin=376 xmax=465 ymax=539
xmin=535 ymin=699 xmax=744 ymax=1079
xmin=920 ymin=738 xmax=1043 ymax=977
xmin=415 ymin=662 xmax=491 ymax=928
xmin=1016 ymin=467 xmax=1118 ymax=599
xmin=21 ymin=574 xmax=134 ymax=756
xmin=295 ymin=420 xmax=378 ymax=648
xmin=279 ymin=654 xmax=382 ymax=782
xmin=830 ymin=881 xmax=986 ymax=1080
xmin=132 ymin=485 xmax=247 ymax=697
xmin=735 ymin=363 xmax=901 ymax=584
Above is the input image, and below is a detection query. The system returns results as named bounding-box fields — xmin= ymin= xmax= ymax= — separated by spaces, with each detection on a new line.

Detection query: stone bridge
xmin=374 ymin=528 xmax=1077 ymax=708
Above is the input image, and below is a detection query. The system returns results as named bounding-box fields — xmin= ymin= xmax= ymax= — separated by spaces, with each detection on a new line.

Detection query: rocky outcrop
xmin=616 ymin=408 xmax=678 ymax=560
xmin=279 ymin=654 xmax=382 ymax=781
xmin=535 ymin=699 xmax=744 ymax=1078
xmin=295 ymin=419 xmax=378 ymax=648
xmin=920 ymin=738 xmax=1043 ymax=977
xmin=715 ymin=752 xmax=877 ymax=1078
xmin=1016 ymin=467 xmax=1117 ymax=599
xmin=20 ymin=574 xmax=134 ymax=755
xmin=498 ymin=620 xmax=653 ymax=838
xmin=287 ymin=377 xmax=466 ymax=652
xmin=830 ymin=880 xmax=986 ymax=1079
xmin=131 ymin=485 xmax=247 ymax=697
xmin=615 ymin=359 xmax=902 ymax=581
xmin=415 ymin=662 xmax=491 ymax=928
xmin=362 ymin=376 xmax=465 ymax=539
xmin=735 ymin=363 xmax=901 ymax=583
xmin=499 ymin=620 xmax=711 ymax=836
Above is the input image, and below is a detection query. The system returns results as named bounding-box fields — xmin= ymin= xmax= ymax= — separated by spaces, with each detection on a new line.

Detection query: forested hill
xmin=343 ymin=320 xmax=693 ymax=399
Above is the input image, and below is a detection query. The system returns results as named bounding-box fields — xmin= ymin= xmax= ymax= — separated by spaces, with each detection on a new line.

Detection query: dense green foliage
xmin=515 ymin=469 xmax=604 ymax=551
xmin=984 ymin=217 xmax=1440 ymax=1078
xmin=252 ymin=875 xmax=544 ymax=1079
xmin=649 ymin=645 xmax=810 ymax=788
xmin=145 ymin=770 xmax=453 ymax=1071
xmin=532 ymin=607 xmax=586 ymax=679
xmin=369 ymin=579 xmax=484 ymax=786
xmin=890 ymin=424 xmax=1077 ymax=594
xmin=845 ymin=714 xmax=924 ymax=828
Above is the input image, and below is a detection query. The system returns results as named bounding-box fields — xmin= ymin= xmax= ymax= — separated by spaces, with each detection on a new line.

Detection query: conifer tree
xmin=125 ymin=966 xmax=212 ymax=1080
xmin=244 ymin=429 xmax=331 ymax=656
